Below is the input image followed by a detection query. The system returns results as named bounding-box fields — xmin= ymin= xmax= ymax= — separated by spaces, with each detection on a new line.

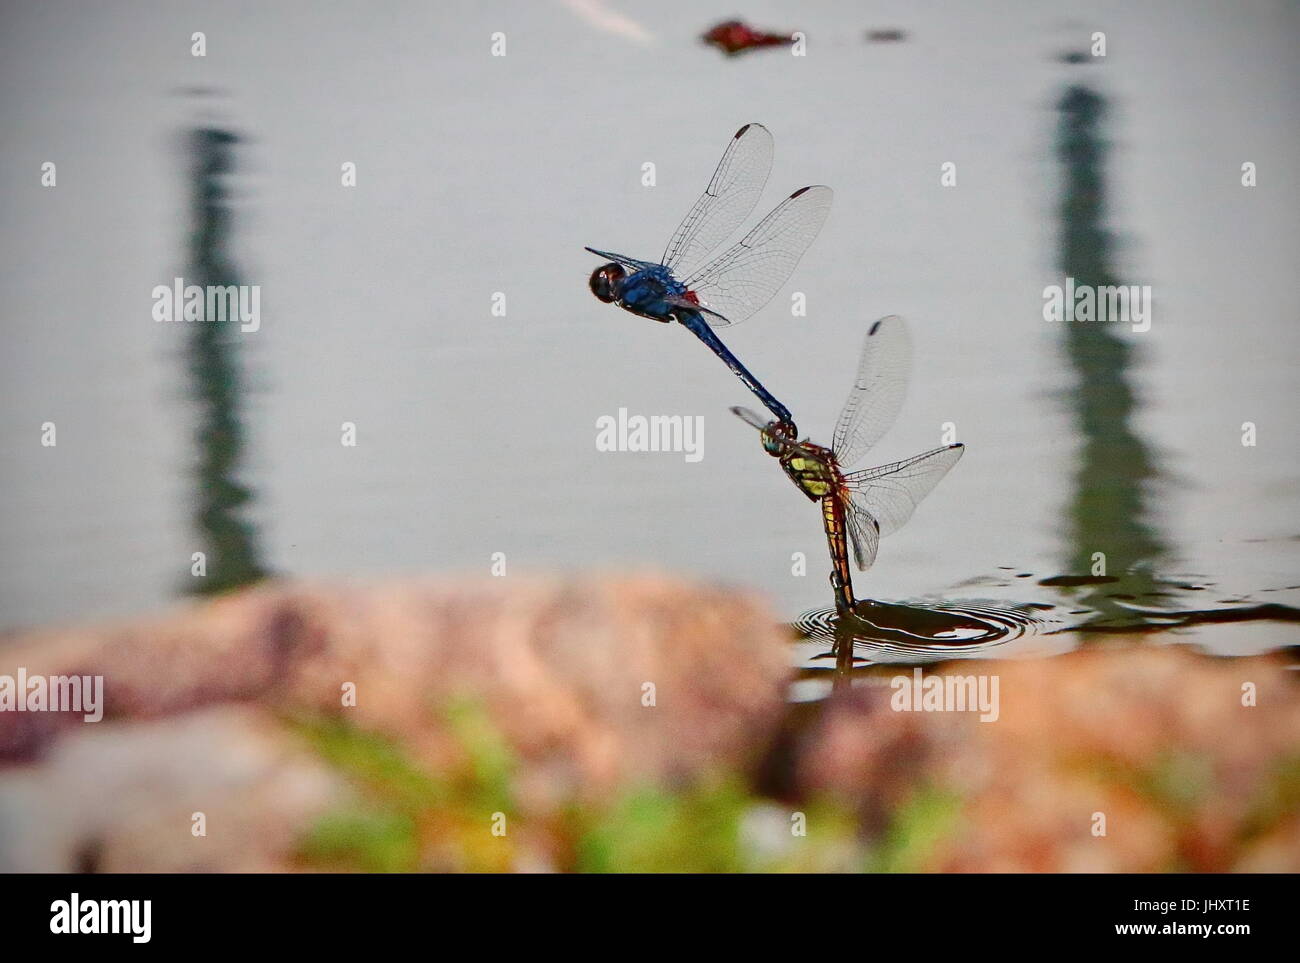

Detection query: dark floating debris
xmin=1038 ymin=574 xmax=1119 ymax=586
xmin=866 ymin=29 xmax=907 ymax=43
xmin=701 ymin=19 xmax=792 ymax=56
xmin=1056 ymin=50 xmax=1094 ymax=64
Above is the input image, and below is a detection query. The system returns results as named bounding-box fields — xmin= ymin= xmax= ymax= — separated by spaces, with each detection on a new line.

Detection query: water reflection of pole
xmin=182 ymin=127 xmax=269 ymax=595
xmin=1053 ymin=85 xmax=1168 ymax=621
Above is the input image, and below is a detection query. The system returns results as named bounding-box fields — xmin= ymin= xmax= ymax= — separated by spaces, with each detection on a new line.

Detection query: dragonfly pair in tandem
xmin=585 ymin=125 xmax=961 ymax=613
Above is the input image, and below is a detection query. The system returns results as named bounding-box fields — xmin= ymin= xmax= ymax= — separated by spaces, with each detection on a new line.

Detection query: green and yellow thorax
xmin=778 ymin=442 xmax=841 ymax=501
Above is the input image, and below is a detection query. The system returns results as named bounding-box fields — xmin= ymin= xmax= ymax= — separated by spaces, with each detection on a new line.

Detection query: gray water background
xmin=1 ymin=1 xmax=1296 ymax=657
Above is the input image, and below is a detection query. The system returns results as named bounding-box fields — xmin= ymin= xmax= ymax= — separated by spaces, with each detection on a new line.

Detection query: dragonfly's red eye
xmin=589 ymin=263 xmax=624 ymax=303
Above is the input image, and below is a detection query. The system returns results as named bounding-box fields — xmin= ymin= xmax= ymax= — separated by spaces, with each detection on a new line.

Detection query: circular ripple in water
xmin=792 ymin=597 xmax=1066 ymax=666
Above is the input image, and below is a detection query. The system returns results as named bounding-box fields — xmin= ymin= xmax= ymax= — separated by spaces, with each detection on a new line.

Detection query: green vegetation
xmin=293 ymin=701 xmax=517 ymax=872
xmin=300 ymin=809 xmax=420 ymax=874
xmin=1239 ymin=756 xmax=1300 ymax=844
xmin=291 ymin=705 xmax=956 ymax=873
xmin=867 ymin=787 xmax=963 ymax=873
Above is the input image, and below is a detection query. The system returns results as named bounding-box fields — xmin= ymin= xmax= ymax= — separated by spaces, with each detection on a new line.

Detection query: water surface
xmin=1 ymin=1 xmax=1296 ymax=658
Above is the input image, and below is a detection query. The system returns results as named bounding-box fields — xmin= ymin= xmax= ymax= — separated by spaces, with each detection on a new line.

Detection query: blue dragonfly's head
xmin=588 ymin=262 xmax=625 ymax=303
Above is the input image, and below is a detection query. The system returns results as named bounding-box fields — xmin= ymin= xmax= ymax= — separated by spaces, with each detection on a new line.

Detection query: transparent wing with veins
xmin=841 ymin=445 xmax=965 ymax=570
xmin=831 ymin=315 xmax=912 ymax=471
xmin=583 ymin=246 xmax=661 ymax=272
xmin=681 ymin=185 xmax=832 ymax=327
xmin=662 ymin=123 xmax=774 ymax=277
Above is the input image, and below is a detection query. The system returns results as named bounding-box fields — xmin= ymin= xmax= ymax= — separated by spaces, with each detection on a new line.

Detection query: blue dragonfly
xmin=586 ymin=123 xmax=832 ymax=426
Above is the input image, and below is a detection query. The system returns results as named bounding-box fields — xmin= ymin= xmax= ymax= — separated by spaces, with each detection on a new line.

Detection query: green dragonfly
xmin=732 ymin=315 xmax=964 ymax=615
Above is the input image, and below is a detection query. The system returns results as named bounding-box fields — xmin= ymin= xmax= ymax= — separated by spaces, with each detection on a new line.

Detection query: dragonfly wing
xmin=730 ymin=405 xmax=772 ymax=431
xmin=584 ymin=246 xmax=662 ymax=272
xmin=831 ymin=316 xmax=912 ymax=470
xmin=728 ymin=407 xmax=815 ymax=455
xmin=841 ymin=444 xmax=965 ymax=569
xmin=684 ymin=185 xmax=833 ymax=327
xmin=843 ymin=492 xmax=882 ymax=572
xmin=662 ymin=123 xmax=774 ymax=276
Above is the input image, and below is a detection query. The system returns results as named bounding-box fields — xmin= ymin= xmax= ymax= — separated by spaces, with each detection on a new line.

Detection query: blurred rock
xmin=794 ymin=644 xmax=1300 ymax=871
xmin=0 ymin=575 xmax=791 ymax=869
xmin=0 ymin=706 xmax=346 ymax=872
xmin=270 ymin=575 xmax=791 ymax=802
xmin=5 ymin=582 xmax=1296 ymax=872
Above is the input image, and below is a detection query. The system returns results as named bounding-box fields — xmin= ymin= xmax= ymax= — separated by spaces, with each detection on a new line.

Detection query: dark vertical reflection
xmin=831 ymin=621 xmax=856 ymax=693
xmin=182 ymin=127 xmax=269 ymax=594
xmin=1054 ymin=86 xmax=1167 ymax=621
